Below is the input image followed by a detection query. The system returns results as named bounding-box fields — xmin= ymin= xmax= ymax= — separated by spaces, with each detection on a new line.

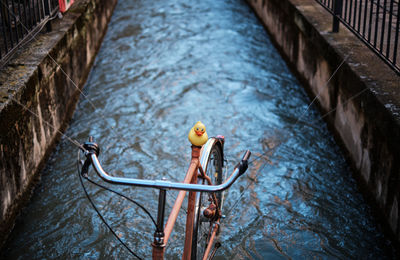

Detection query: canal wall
xmin=246 ymin=0 xmax=400 ymax=244
xmin=0 ymin=0 xmax=117 ymax=246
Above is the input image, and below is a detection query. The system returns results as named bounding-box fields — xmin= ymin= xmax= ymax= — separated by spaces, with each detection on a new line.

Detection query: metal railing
xmin=317 ymin=0 xmax=400 ymax=75
xmin=0 ymin=0 xmax=59 ymax=67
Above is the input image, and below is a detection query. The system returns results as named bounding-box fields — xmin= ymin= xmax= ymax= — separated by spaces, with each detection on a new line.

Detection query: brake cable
xmin=83 ymin=176 xmax=157 ymax=227
xmin=77 ymin=167 xmax=143 ymax=259
xmin=77 ymin=150 xmax=159 ymax=259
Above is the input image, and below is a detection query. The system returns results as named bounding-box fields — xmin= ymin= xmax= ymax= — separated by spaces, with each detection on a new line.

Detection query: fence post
xmin=43 ymin=0 xmax=52 ymax=32
xmin=332 ymin=0 xmax=343 ymax=32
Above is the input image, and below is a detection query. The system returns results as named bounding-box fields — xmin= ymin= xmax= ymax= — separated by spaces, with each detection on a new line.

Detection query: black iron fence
xmin=0 ymin=0 xmax=59 ymax=67
xmin=1 ymin=1 xmax=399 ymax=74
xmin=317 ymin=0 xmax=400 ymax=74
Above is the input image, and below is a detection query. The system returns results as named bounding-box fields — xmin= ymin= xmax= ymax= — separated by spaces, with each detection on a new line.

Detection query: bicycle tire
xmin=191 ymin=138 xmax=224 ymax=259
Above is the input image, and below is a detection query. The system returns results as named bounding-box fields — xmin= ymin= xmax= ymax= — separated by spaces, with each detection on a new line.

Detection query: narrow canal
xmin=1 ymin=0 xmax=397 ymax=259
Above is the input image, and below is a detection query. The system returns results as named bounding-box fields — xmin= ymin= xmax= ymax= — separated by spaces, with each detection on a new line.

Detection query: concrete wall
xmin=246 ymin=0 xmax=400 ymax=244
xmin=0 ymin=0 xmax=117 ymax=246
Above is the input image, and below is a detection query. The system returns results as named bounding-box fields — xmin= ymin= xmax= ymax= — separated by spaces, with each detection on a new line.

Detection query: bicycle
xmin=78 ymin=127 xmax=251 ymax=259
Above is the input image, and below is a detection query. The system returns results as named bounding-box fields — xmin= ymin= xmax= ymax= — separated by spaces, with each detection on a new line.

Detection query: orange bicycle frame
xmin=152 ymin=145 xmax=218 ymax=260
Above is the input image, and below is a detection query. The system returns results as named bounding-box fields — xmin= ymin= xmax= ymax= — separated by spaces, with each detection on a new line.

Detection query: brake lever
xmin=81 ymin=158 xmax=91 ymax=177
xmin=80 ymin=136 xmax=101 ymax=177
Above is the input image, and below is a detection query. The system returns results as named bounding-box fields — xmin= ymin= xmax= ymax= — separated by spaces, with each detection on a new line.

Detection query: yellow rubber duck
xmin=188 ymin=121 xmax=208 ymax=146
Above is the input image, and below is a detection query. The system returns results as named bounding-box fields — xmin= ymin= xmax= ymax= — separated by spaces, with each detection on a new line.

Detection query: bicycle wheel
xmin=192 ymin=138 xmax=224 ymax=259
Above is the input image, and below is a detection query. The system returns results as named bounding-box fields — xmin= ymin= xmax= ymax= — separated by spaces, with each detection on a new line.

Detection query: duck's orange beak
xmin=195 ymin=130 xmax=204 ymax=136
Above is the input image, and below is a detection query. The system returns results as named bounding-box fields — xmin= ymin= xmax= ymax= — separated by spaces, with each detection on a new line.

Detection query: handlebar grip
xmin=241 ymin=150 xmax=251 ymax=161
xmin=83 ymin=136 xmax=100 ymax=156
xmin=237 ymin=150 xmax=251 ymax=176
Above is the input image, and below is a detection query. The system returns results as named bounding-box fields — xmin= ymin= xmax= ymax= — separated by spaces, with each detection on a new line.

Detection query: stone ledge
xmin=247 ymin=0 xmax=400 ymax=245
xmin=0 ymin=0 xmax=117 ymax=247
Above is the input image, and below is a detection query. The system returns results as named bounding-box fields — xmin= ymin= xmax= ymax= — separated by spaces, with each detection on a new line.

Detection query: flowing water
xmin=1 ymin=0 xmax=397 ymax=259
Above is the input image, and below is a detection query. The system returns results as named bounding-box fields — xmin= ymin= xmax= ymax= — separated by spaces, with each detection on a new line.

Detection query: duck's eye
xmin=196 ymin=127 xmax=199 ymax=131
xmin=201 ymin=128 xmax=204 ymax=132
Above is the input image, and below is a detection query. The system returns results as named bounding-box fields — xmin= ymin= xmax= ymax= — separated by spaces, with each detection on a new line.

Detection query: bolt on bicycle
xmin=78 ymin=122 xmax=251 ymax=259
